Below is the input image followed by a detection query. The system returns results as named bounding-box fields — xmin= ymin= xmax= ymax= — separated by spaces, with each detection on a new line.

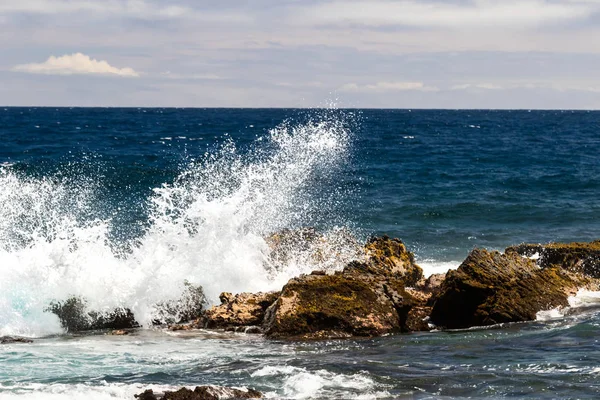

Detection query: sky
xmin=1 ymin=0 xmax=600 ymax=109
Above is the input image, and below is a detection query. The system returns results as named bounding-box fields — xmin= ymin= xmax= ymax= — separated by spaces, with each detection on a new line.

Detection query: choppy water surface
xmin=1 ymin=108 xmax=600 ymax=398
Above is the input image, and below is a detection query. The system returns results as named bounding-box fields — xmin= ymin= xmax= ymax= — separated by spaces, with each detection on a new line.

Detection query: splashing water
xmin=0 ymin=112 xmax=360 ymax=337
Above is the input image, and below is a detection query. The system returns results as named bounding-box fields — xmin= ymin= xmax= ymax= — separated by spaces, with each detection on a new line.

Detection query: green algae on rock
xmin=262 ymin=236 xmax=427 ymax=338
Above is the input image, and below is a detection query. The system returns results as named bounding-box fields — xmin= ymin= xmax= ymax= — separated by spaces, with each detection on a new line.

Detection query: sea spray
xmin=0 ymin=111 xmax=360 ymax=336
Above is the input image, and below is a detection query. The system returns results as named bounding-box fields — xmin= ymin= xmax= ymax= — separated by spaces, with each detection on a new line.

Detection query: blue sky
xmin=1 ymin=0 xmax=599 ymax=108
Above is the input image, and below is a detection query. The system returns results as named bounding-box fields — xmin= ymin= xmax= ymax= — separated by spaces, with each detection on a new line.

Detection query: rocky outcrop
xmin=506 ymin=241 xmax=600 ymax=278
xmin=262 ymin=236 xmax=427 ymax=338
xmin=134 ymin=386 xmax=262 ymax=400
xmin=1 ymin=336 xmax=33 ymax=344
xmin=46 ymin=297 xmax=139 ymax=332
xmin=203 ymin=292 xmax=280 ymax=331
xmin=47 ymin=282 xmax=206 ymax=332
xmin=429 ymin=249 xmax=594 ymax=329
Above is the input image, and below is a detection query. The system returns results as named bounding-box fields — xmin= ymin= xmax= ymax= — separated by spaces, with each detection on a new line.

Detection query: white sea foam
xmin=0 ymin=113 xmax=357 ymax=337
xmin=251 ymin=365 xmax=389 ymax=399
xmin=536 ymin=289 xmax=600 ymax=321
xmin=417 ymin=260 xmax=461 ymax=277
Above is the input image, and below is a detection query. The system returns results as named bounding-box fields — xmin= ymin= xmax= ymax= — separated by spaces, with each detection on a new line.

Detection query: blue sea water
xmin=1 ymin=107 xmax=600 ymax=399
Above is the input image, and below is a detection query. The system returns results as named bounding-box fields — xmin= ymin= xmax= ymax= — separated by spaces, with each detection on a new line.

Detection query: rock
xmin=430 ymin=249 xmax=592 ymax=329
xmin=134 ymin=386 xmax=262 ymax=399
xmin=107 ymin=329 xmax=129 ymax=335
xmin=204 ymin=292 xmax=280 ymax=330
xmin=0 ymin=336 xmax=33 ymax=344
xmin=153 ymin=281 xmax=208 ymax=324
xmin=46 ymin=297 xmax=139 ymax=332
xmin=506 ymin=241 xmax=600 ymax=278
xmin=263 ymin=266 xmax=421 ymax=338
xmin=363 ymin=236 xmax=423 ymax=286
xmin=261 ymin=235 xmax=430 ymax=338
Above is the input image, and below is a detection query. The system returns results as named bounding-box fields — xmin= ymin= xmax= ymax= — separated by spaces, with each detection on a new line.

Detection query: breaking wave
xmin=0 ymin=111 xmax=361 ymax=337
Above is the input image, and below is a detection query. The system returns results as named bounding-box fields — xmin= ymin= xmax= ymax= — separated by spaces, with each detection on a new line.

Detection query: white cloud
xmin=12 ymin=53 xmax=139 ymax=77
xmin=291 ymin=0 xmax=595 ymax=29
xmin=340 ymin=81 xmax=438 ymax=92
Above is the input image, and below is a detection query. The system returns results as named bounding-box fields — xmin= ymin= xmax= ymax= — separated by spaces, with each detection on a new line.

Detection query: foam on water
xmin=417 ymin=260 xmax=460 ymax=277
xmin=251 ymin=366 xmax=389 ymax=399
xmin=536 ymin=289 xmax=600 ymax=321
xmin=0 ymin=112 xmax=358 ymax=337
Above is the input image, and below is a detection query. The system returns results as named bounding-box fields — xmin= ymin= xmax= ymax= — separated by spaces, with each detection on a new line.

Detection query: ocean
xmin=1 ymin=107 xmax=600 ymax=399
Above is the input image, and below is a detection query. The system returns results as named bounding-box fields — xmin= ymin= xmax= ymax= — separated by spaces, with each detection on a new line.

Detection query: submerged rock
xmin=204 ymin=291 xmax=280 ymax=330
xmin=134 ymin=386 xmax=262 ymax=400
xmin=0 ymin=336 xmax=33 ymax=344
xmin=506 ymin=241 xmax=600 ymax=278
xmin=430 ymin=249 xmax=592 ymax=329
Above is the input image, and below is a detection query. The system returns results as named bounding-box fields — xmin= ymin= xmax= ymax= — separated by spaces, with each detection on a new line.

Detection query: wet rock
xmin=261 ymin=235 xmax=430 ymax=338
xmin=506 ymin=241 xmax=600 ymax=278
xmin=263 ymin=266 xmax=421 ymax=338
xmin=0 ymin=336 xmax=33 ymax=344
xmin=204 ymin=292 xmax=280 ymax=329
xmin=153 ymin=281 xmax=208 ymax=324
xmin=107 ymin=329 xmax=129 ymax=335
xmin=430 ymin=249 xmax=592 ymax=329
xmin=46 ymin=297 xmax=139 ymax=332
xmin=134 ymin=386 xmax=262 ymax=399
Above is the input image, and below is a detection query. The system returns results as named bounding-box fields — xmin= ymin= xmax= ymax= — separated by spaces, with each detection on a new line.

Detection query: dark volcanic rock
xmin=430 ymin=249 xmax=591 ymax=329
xmin=0 ymin=336 xmax=33 ymax=344
xmin=134 ymin=386 xmax=262 ymax=399
xmin=46 ymin=297 xmax=139 ymax=332
xmin=506 ymin=241 xmax=600 ymax=278
xmin=262 ymin=237 xmax=426 ymax=338
xmin=204 ymin=291 xmax=280 ymax=330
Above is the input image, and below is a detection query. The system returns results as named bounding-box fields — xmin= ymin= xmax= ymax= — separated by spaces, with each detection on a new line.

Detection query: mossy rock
xmin=263 ymin=272 xmax=418 ymax=338
xmin=430 ymin=249 xmax=585 ymax=329
xmin=364 ymin=236 xmax=423 ymax=286
xmin=506 ymin=241 xmax=600 ymax=278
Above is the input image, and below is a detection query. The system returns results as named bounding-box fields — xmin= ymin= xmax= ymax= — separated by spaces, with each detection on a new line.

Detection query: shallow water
xmin=2 ymin=307 xmax=600 ymax=399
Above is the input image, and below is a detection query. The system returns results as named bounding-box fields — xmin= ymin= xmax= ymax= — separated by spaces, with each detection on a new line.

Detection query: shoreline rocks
xmin=429 ymin=248 xmax=591 ymax=329
xmin=41 ymin=234 xmax=600 ymax=339
xmin=134 ymin=386 xmax=262 ymax=400
xmin=262 ymin=236 xmax=427 ymax=338
xmin=1 ymin=336 xmax=33 ymax=344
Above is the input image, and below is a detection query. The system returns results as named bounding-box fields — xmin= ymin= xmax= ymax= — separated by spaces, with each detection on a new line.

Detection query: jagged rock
xmin=506 ymin=241 xmax=600 ymax=278
xmin=363 ymin=236 xmax=423 ymax=286
xmin=263 ymin=265 xmax=422 ymax=338
xmin=153 ymin=281 xmax=208 ymax=324
xmin=0 ymin=336 xmax=33 ymax=344
xmin=259 ymin=235 xmax=430 ymax=338
xmin=204 ymin=292 xmax=280 ymax=330
xmin=430 ymin=249 xmax=594 ymax=329
xmin=134 ymin=386 xmax=262 ymax=399
xmin=46 ymin=297 xmax=138 ymax=332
